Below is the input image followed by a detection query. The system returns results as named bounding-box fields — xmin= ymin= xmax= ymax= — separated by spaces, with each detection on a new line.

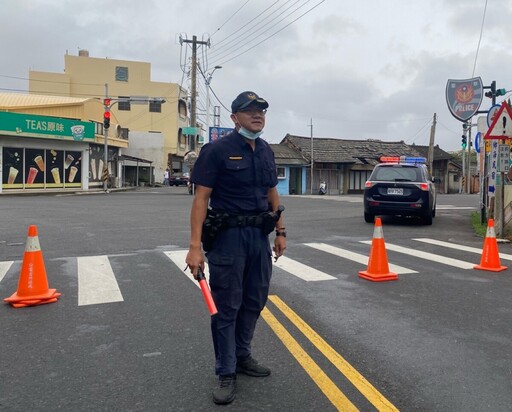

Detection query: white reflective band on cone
xmin=25 ymin=236 xmax=41 ymax=252
xmin=373 ymin=226 xmax=384 ymax=239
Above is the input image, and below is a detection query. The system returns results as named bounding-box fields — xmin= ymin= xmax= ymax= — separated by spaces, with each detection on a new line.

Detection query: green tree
xmin=449 ymin=149 xmax=477 ymax=164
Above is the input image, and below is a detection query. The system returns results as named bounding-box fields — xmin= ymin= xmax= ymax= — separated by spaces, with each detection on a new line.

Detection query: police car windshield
xmin=371 ymin=165 xmax=421 ymax=182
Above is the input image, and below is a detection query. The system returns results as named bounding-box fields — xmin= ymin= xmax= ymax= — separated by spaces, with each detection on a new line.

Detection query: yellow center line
xmin=268 ymin=295 xmax=399 ymax=412
xmin=261 ymin=307 xmax=358 ymax=412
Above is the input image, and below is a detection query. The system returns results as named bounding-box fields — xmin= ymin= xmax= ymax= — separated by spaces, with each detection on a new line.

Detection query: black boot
xmin=236 ymin=356 xmax=271 ymax=377
xmin=212 ymin=374 xmax=236 ymax=405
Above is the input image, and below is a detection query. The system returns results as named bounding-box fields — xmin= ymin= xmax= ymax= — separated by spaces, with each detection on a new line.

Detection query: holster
xmin=201 ymin=210 xmax=228 ymax=252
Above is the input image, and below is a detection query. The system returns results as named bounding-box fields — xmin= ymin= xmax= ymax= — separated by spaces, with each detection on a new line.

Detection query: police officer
xmin=185 ymin=91 xmax=286 ymax=405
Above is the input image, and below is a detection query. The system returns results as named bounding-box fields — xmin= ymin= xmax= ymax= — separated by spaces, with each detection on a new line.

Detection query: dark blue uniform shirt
xmin=191 ymin=131 xmax=278 ymax=213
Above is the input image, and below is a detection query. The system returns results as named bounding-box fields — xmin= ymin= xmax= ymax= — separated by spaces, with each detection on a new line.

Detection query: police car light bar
xmin=380 ymin=156 xmax=427 ymax=164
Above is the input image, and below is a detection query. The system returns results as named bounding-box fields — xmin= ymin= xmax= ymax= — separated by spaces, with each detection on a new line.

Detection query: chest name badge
xmin=228 ymin=156 xmax=243 ymax=160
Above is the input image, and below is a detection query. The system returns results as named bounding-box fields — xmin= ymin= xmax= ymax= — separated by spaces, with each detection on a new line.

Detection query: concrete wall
xmin=122 ymin=131 xmax=165 ymax=181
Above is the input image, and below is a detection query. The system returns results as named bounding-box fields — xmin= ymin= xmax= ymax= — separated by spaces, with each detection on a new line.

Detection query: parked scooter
xmin=318 ymin=180 xmax=327 ymax=195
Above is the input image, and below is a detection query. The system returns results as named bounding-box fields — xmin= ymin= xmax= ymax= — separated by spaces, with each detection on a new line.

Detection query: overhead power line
xmin=211 ymin=0 xmax=281 ymax=50
xmin=209 ymin=0 xmax=304 ymax=61
xmin=210 ymin=0 xmax=326 ymax=67
xmin=210 ymin=0 xmax=252 ymax=38
xmin=471 ymin=0 xmax=488 ymax=77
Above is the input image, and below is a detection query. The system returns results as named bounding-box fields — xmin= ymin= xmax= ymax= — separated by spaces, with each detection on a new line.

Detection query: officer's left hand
xmin=273 ymin=236 xmax=286 ymax=260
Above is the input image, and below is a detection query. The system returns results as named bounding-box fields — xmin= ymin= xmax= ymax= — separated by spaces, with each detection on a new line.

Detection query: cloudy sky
xmin=1 ymin=0 xmax=511 ymax=152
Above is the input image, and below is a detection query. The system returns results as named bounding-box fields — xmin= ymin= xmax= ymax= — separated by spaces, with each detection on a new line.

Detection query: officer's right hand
xmin=185 ymin=245 xmax=205 ymax=280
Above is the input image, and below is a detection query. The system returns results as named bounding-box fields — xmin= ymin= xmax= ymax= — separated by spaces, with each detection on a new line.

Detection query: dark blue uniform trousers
xmin=206 ymin=226 xmax=272 ymax=376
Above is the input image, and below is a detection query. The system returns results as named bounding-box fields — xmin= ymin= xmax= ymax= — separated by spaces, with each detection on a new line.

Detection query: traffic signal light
xmin=461 ymin=135 xmax=467 ymax=149
xmin=103 ymin=111 xmax=110 ymax=129
xmin=496 ymin=88 xmax=507 ymax=96
xmin=485 ymin=81 xmax=496 ymax=98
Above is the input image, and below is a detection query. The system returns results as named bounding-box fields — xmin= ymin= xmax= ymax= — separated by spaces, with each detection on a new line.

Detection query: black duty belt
xmin=224 ymin=214 xmax=264 ymax=228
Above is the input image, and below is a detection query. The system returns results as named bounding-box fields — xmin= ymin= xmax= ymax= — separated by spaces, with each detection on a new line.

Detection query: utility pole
xmin=427 ymin=113 xmax=437 ymax=178
xmin=308 ymin=118 xmax=314 ymax=195
xmin=467 ymin=121 xmax=472 ymax=194
xmin=103 ymin=83 xmax=109 ymax=192
xmin=205 ymin=66 xmax=222 ymax=140
xmin=180 ymin=35 xmax=209 ymax=151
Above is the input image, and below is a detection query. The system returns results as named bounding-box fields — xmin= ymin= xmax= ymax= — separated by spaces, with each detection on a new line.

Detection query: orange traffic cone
xmin=4 ymin=225 xmax=61 ymax=308
xmin=359 ymin=218 xmax=398 ymax=282
xmin=474 ymin=219 xmax=507 ymax=272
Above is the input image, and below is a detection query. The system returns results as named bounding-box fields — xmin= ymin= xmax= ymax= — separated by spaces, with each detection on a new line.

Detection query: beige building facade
xmin=29 ymin=51 xmax=191 ymax=178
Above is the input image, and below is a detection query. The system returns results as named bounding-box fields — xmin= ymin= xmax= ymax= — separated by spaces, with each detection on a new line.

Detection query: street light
xmin=206 ymin=66 xmax=222 ymax=142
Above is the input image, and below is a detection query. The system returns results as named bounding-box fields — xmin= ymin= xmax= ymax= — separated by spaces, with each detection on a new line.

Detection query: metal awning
xmin=118 ymin=154 xmax=153 ymax=164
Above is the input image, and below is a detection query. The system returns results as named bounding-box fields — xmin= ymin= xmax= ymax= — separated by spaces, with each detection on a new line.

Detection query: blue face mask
xmin=238 ymin=126 xmax=263 ymax=140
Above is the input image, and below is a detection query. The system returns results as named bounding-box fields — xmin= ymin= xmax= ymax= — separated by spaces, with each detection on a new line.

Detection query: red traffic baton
xmin=196 ymin=267 xmax=218 ymax=316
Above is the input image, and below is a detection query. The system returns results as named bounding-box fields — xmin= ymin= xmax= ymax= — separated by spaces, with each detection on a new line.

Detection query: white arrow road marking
xmin=304 ymin=243 xmax=417 ymax=274
xmin=360 ymin=241 xmax=475 ymax=269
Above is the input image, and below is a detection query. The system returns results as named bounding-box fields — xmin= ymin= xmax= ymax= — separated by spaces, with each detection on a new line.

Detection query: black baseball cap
xmin=231 ymin=91 xmax=269 ymax=113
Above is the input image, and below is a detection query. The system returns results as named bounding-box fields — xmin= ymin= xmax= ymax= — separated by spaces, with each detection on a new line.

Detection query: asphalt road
xmin=1 ymin=188 xmax=511 ymax=411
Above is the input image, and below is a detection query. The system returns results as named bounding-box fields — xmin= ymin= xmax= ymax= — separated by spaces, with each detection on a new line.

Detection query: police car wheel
xmin=364 ymin=212 xmax=375 ymax=223
xmin=423 ymin=209 xmax=433 ymax=225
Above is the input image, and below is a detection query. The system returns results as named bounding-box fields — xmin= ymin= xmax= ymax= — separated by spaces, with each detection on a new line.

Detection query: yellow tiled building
xmin=29 ymin=51 xmax=191 ymax=176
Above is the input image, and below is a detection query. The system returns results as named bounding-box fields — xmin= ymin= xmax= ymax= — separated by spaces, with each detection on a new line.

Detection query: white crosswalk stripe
xmin=304 ymin=243 xmax=417 ymax=274
xmin=360 ymin=240 xmax=475 ymax=269
xmin=273 ymin=255 xmax=336 ymax=281
xmin=0 ymin=261 xmax=13 ymax=283
xmin=77 ymin=256 xmax=124 ymax=306
xmin=164 ymin=249 xmax=335 ymax=282
xmin=0 ymin=236 xmax=506 ymax=306
xmin=413 ymin=238 xmax=512 ymax=261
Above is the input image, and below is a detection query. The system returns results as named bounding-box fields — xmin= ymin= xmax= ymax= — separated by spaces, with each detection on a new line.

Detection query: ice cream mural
xmin=2 ymin=147 xmax=82 ymax=188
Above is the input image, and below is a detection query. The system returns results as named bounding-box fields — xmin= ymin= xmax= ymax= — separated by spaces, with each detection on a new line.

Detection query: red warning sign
xmin=484 ymin=102 xmax=512 ymax=139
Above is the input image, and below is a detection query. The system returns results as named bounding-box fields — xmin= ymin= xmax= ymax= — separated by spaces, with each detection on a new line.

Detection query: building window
xmin=178 ymin=99 xmax=187 ymax=118
xmin=149 ymin=100 xmax=162 ymax=113
xmin=349 ymin=170 xmax=371 ymax=191
xmin=277 ymin=167 xmax=286 ymax=179
xmin=115 ymin=66 xmax=128 ymax=82
xmin=118 ymin=96 xmax=131 ymax=111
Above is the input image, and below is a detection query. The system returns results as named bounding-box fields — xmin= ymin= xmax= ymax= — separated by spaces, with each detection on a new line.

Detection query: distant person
xmin=164 ymin=168 xmax=170 ymax=186
xmin=185 ymin=91 xmax=286 ymax=405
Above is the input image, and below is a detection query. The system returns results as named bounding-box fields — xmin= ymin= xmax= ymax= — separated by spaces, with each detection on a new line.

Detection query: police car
xmin=363 ymin=156 xmax=436 ymax=225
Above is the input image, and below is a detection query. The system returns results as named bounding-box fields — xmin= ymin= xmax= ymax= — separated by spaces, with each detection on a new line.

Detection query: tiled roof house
xmin=276 ymin=135 xmax=461 ymax=194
